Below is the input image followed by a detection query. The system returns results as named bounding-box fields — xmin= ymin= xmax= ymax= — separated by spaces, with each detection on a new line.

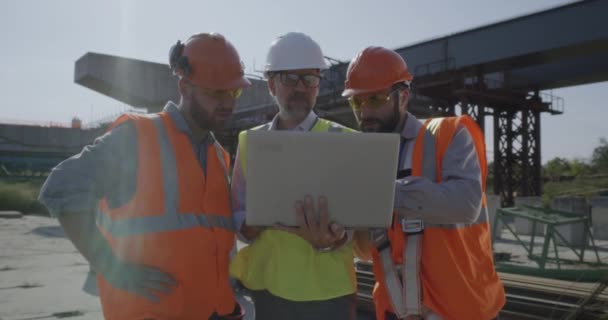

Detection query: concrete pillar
xmin=514 ymin=196 xmax=545 ymax=235
xmin=591 ymin=196 xmax=608 ymax=240
xmin=551 ymin=197 xmax=588 ymax=247
xmin=487 ymin=195 xmax=502 ymax=238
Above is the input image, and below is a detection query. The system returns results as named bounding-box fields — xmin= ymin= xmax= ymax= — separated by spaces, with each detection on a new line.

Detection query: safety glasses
xmin=200 ymin=88 xmax=243 ymax=100
xmin=277 ymin=72 xmax=322 ymax=88
xmin=348 ymin=87 xmax=401 ymax=112
xmin=186 ymin=80 xmax=244 ymax=100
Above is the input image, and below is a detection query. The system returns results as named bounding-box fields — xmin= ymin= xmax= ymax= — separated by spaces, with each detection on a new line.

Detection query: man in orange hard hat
xmin=39 ymin=33 xmax=250 ymax=320
xmin=346 ymin=46 xmax=505 ymax=320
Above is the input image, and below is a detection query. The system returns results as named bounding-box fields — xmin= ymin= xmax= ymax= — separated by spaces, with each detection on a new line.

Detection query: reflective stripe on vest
xmin=378 ymin=116 xmax=490 ymax=319
xmin=97 ymin=115 xmax=235 ymax=237
xmin=378 ymin=125 xmax=437 ymax=318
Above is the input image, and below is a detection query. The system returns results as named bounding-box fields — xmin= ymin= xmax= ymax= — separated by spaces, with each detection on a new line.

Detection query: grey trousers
xmin=250 ymin=290 xmax=357 ymax=320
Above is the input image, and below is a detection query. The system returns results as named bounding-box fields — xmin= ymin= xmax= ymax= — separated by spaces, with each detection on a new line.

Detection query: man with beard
xmin=344 ymin=46 xmax=505 ymax=320
xmin=38 ymin=33 xmax=251 ymax=320
xmin=229 ymin=32 xmax=358 ymax=320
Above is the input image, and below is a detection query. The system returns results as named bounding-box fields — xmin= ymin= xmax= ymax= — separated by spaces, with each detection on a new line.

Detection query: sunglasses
xmin=348 ymin=87 xmax=402 ymax=111
xmin=276 ymin=72 xmax=322 ymax=88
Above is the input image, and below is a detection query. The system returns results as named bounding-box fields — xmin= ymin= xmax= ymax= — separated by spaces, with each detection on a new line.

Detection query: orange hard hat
xmin=342 ymin=46 xmax=412 ymax=97
xmin=169 ymin=33 xmax=251 ymax=90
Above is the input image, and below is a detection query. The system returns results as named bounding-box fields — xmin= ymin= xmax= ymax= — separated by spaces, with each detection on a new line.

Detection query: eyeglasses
xmin=348 ymin=87 xmax=401 ymax=111
xmin=277 ymin=72 xmax=322 ymax=88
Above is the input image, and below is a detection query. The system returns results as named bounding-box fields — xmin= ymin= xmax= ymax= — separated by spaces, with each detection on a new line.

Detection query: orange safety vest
xmin=95 ymin=112 xmax=238 ymax=320
xmin=372 ymin=116 xmax=505 ymax=320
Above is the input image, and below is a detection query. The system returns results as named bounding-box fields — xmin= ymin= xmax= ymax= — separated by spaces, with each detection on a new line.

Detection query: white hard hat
xmin=264 ymin=32 xmax=328 ymax=73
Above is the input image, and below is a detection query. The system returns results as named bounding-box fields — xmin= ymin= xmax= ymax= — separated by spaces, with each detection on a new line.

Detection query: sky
xmin=0 ymin=0 xmax=606 ymax=163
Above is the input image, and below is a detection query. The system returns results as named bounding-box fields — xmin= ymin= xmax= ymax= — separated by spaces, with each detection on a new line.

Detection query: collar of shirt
xmin=163 ymin=101 xmax=213 ymax=144
xmin=400 ymin=112 xmax=423 ymax=141
xmin=268 ymin=110 xmax=318 ymax=131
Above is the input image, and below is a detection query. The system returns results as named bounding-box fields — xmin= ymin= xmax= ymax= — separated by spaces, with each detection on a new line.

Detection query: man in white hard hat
xmin=229 ymin=32 xmax=357 ymax=320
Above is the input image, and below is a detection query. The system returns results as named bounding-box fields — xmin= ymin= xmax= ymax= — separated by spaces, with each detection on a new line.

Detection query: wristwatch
xmin=315 ymin=232 xmax=348 ymax=252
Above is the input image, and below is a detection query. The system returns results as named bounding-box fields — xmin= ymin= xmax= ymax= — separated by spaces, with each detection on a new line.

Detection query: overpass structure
xmin=73 ymin=0 xmax=608 ymax=205
xmin=2 ymin=0 xmax=605 ymax=204
xmin=314 ymin=0 xmax=608 ymax=205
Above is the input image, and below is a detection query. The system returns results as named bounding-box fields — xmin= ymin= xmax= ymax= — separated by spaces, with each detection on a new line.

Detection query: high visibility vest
xmin=229 ymin=118 xmax=358 ymax=301
xmin=372 ymin=116 xmax=505 ymax=320
xmin=96 ymin=112 xmax=238 ymax=320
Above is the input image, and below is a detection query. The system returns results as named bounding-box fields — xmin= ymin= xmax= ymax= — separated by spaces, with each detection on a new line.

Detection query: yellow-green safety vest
xmin=230 ymin=117 xmax=358 ymax=301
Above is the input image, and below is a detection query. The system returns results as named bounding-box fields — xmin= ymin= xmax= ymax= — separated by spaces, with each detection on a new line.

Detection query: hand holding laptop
xmin=275 ymin=195 xmax=346 ymax=250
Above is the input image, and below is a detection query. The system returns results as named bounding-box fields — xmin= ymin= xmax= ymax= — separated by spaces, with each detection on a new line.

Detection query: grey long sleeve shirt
xmin=393 ymin=113 xmax=483 ymax=225
xmin=38 ymin=102 xmax=211 ymax=217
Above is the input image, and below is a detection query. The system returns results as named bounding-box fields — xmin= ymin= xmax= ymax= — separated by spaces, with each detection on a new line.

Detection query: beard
xmin=359 ymin=108 xmax=400 ymax=133
xmin=279 ymin=91 xmax=314 ymax=118
xmin=189 ymin=93 xmax=213 ymax=130
xmin=189 ymin=92 xmax=230 ymax=131
xmin=358 ymin=98 xmax=402 ymax=133
xmin=359 ymin=116 xmax=399 ymax=133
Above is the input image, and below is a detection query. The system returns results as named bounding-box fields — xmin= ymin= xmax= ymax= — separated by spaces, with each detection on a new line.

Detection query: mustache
xmin=288 ymin=92 xmax=309 ymax=102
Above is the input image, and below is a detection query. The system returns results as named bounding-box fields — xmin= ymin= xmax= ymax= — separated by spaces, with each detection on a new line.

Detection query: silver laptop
xmin=245 ymin=130 xmax=400 ymax=228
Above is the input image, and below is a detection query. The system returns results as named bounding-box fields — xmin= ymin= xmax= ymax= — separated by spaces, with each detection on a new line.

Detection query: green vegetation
xmin=542 ymin=137 xmax=608 ymax=200
xmin=0 ymin=180 xmax=47 ymax=215
xmin=487 ymin=138 xmax=608 ymax=202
